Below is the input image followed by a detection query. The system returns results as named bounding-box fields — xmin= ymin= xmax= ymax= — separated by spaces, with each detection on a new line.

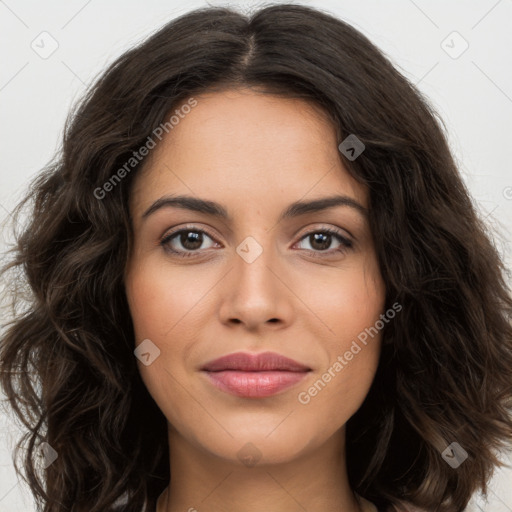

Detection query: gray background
xmin=1 ymin=1 xmax=511 ymax=510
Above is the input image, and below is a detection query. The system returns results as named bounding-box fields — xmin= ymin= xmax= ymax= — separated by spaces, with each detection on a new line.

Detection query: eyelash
xmin=160 ymin=225 xmax=353 ymax=259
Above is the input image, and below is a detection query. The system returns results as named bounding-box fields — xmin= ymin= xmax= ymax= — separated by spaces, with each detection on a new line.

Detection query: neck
xmin=157 ymin=425 xmax=363 ymax=512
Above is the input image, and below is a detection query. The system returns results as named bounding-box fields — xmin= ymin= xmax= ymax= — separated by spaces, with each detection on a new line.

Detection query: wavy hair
xmin=1 ymin=4 xmax=511 ymax=512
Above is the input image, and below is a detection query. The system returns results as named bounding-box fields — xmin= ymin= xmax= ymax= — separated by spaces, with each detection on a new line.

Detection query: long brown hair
xmin=1 ymin=4 xmax=511 ymax=511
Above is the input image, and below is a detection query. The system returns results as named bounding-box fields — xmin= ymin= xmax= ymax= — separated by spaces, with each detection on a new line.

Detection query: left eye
xmin=160 ymin=227 xmax=352 ymax=258
xmin=294 ymin=229 xmax=353 ymax=254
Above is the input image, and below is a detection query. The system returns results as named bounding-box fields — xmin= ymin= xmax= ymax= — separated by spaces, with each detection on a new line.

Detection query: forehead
xmin=129 ymin=88 xmax=367 ymax=217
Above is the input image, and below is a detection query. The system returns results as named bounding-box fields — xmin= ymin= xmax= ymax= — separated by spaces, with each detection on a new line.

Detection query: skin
xmin=125 ymin=88 xmax=386 ymax=512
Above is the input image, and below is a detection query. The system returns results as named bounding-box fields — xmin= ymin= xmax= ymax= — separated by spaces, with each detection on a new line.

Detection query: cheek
xmin=125 ymin=262 xmax=199 ymax=415
xmin=297 ymin=255 xmax=384 ymax=408
xmin=302 ymin=254 xmax=385 ymax=345
xmin=125 ymin=260 xmax=214 ymax=400
xmin=337 ymin=258 xmax=385 ymax=373
xmin=125 ymin=259 xmax=208 ymax=339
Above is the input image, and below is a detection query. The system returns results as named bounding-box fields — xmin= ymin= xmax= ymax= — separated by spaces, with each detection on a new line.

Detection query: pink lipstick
xmin=200 ymin=351 xmax=311 ymax=398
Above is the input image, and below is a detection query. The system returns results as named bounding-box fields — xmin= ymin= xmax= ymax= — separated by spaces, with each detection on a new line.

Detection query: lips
xmin=200 ymin=351 xmax=311 ymax=398
xmin=201 ymin=351 xmax=311 ymax=372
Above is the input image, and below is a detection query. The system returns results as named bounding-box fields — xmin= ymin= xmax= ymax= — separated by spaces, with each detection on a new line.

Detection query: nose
xmin=217 ymin=239 xmax=295 ymax=332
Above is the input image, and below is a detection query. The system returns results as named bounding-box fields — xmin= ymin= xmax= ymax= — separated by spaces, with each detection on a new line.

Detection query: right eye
xmin=160 ymin=226 xmax=221 ymax=257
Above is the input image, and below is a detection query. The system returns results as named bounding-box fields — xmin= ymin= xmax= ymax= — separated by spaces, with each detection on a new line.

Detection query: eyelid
xmin=160 ymin=223 xmax=219 ymax=245
xmin=293 ymin=224 xmax=353 ymax=243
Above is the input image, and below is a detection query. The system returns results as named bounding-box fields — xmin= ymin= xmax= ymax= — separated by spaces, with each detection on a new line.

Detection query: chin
xmin=186 ymin=418 xmax=329 ymax=467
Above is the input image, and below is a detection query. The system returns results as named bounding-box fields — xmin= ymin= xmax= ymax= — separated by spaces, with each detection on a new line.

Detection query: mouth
xmin=200 ymin=351 xmax=312 ymax=398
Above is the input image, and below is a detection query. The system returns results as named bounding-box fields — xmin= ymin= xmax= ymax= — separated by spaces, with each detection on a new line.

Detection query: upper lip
xmin=201 ymin=351 xmax=311 ymax=372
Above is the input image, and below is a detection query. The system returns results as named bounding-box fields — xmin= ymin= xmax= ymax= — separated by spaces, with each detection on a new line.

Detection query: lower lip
xmin=202 ymin=370 xmax=309 ymax=398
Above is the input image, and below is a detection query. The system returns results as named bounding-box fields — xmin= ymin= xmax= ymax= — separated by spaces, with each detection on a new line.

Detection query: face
xmin=125 ymin=88 xmax=386 ymax=466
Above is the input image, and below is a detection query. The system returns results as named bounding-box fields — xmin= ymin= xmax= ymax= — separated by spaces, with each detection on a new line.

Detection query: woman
xmin=1 ymin=4 xmax=511 ymax=512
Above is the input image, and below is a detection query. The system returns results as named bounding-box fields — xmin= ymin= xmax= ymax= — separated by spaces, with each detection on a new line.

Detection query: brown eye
xmin=295 ymin=228 xmax=353 ymax=257
xmin=160 ymin=227 xmax=218 ymax=257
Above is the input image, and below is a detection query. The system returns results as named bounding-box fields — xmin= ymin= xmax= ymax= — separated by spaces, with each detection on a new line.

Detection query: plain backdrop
xmin=1 ymin=1 xmax=511 ymax=510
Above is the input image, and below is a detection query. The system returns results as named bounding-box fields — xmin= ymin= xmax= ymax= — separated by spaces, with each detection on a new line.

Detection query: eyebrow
xmin=141 ymin=194 xmax=368 ymax=222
